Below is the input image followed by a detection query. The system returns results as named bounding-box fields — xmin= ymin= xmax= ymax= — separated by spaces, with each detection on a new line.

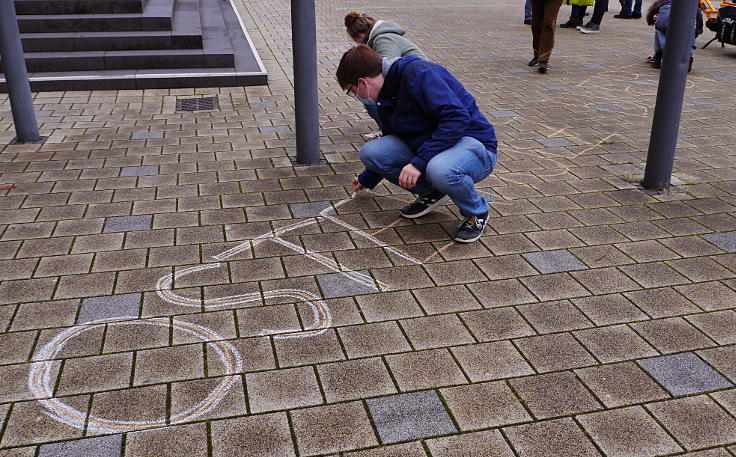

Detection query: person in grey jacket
xmin=344 ymin=12 xmax=427 ymax=139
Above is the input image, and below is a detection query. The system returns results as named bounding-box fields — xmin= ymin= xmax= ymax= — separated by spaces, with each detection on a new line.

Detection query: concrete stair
xmin=1 ymin=0 xmax=267 ymax=91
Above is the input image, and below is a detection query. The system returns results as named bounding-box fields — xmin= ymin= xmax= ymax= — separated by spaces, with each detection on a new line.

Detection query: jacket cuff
xmin=409 ymin=156 xmax=428 ymax=174
xmin=358 ymin=169 xmax=383 ymax=189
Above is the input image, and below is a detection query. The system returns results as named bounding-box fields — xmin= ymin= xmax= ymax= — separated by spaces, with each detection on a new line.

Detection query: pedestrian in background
xmin=524 ymin=0 xmax=532 ymax=24
xmin=528 ymin=0 xmax=564 ymax=72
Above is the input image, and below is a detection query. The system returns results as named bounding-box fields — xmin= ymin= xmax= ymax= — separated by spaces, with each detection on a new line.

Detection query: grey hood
xmin=367 ymin=20 xmax=406 ymax=47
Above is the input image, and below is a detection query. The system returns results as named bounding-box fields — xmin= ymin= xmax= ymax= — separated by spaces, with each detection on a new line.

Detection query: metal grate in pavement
xmin=176 ymin=97 xmax=218 ymax=112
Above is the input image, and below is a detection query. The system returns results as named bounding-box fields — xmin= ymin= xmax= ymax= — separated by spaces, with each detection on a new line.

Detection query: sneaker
xmin=362 ymin=130 xmax=382 ymax=141
xmin=527 ymin=57 xmax=540 ymax=66
xmin=631 ymin=12 xmax=642 ymax=18
xmin=613 ymin=13 xmax=631 ymax=18
xmin=652 ymin=51 xmax=663 ymax=68
xmin=454 ymin=212 xmax=489 ymax=243
xmin=399 ymin=190 xmax=449 ymax=219
xmin=560 ymin=18 xmax=583 ymax=28
xmin=538 ymin=60 xmax=549 ymax=73
xmin=579 ymin=22 xmax=600 ymax=33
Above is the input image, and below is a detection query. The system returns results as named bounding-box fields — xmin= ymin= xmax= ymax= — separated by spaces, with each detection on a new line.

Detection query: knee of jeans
xmin=359 ymin=142 xmax=381 ymax=168
xmin=426 ymin=161 xmax=462 ymax=190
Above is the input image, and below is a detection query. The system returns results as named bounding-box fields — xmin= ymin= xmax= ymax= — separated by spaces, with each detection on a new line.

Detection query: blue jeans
xmin=654 ymin=29 xmax=696 ymax=55
xmin=359 ymin=135 xmax=497 ymax=217
xmin=621 ymin=0 xmax=642 ymax=16
xmin=525 ymin=0 xmax=532 ymax=21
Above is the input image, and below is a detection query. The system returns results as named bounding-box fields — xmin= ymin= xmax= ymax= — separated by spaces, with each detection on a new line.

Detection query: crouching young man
xmin=337 ymin=45 xmax=499 ymax=242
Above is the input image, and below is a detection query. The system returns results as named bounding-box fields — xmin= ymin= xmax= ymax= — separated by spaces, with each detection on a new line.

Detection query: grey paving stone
xmin=476 ymin=52 xmax=494 ymax=58
xmin=544 ymin=84 xmax=568 ymax=90
xmin=39 ymin=434 xmax=122 ymax=457
xmin=259 ymin=125 xmax=291 ymax=133
xmin=120 ymin=165 xmax=159 ymax=177
xmin=684 ymin=99 xmax=714 ymax=105
xmin=317 ymin=271 xmax=378 ymax=298
xmin=250 ymin=101 xmax=277 ymax=108
xmin=489 ymin=110 xmax=519 ymax=118
xmin=131 ymin=131 xmax=164 ymax=140
xmin=366 ymin=390 xmax=458 ymax=444
xmin=586 ymin=64 xmax=605 ymax=69
xmin=638 ymin=352 xmax=734 ymax=396
xmin=592 ymin=104 xmax=622 ymax=111
xmin=702 ymin=231 xmax=736 ymax=252
xmin=77 ymin=293 xmax=141 ymax=324
xmin=536 ymin=137 xmax=574 ymax=148
xmin=629 ymin=80 xmax=655 ymax=85
xmin=507 ymin=68 xmax=529 ymax=73
xmin=290 ymin=201 xmax=333 ymax=219
xmin=709 ymin=75 xmax=731 ymax=81
xmin=522 ymin=250 xmax=588 ymax=274
xmin=103 ymin=215 xmax=152 ymax=233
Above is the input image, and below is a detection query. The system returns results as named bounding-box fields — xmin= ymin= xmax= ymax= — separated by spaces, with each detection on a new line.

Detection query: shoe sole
xmin=400 ymin=195 xmax=449 ymax=219
xmin=454 ymin=228 xmax=485 ymax=243
xmin=580 ymin=29 xmax=600 ymax=34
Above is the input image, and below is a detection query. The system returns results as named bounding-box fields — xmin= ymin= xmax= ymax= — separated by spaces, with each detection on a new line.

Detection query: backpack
xmin=713 ymin=6 xmax=736 ymax=44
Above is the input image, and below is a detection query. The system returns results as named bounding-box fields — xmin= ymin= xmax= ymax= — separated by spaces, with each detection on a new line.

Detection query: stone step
xmin=16 ymin=0 xmax=174 ymax=32
xmin=20 ymin=31 xmax=203 ymax=52
xmin=0 ymin=49 xmax=233 ymax=73
xmin=14 ymin=0 xmax=144 ymax=15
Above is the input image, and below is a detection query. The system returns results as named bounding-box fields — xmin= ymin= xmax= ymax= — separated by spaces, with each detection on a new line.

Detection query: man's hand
xmin=352 ymin=176 xmax=365 ymax=193
xmin=398 ymin=163 xmax=421 ymax=190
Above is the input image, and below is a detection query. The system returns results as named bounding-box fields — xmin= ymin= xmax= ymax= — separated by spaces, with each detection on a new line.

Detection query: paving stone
xmin=536 ymin=137 xmax=575 ymax=148
xmin=517 ymin=300 xmax=592 ymax=333
xmin=317 ymin=357 xmax=397 ymax=402
xmin=366 ymin=390 xmax=457 ymax=444
xmin=575 ymin=362 xmax=669 ymax=408
xmin=577 ymin=406 xmax=682 ymax=457
xmin=291 ymin=402 xmax=378 ymax=455
xmin=504 ymin=417 xmax=601 ymax=457
xmin=120 ymin=166 xmax=159 ymax=177
xmin=426 ymin=429 xmax=514 ymax=457
xmin=510 ymin=371 xmax=603 ymax=419
xmin=399 ymin=314 xmax=474 ymax=350
xmin=631 ymin=317 xmax=715 ymax=353
xmin=125 ymin=423 xmax=208 ymax=457
xmin=386 ymin=348 xmax=467 ymax=391
xmin=338 ymin=321 xmax=412 ymax=358
xmin=522 ymin=249 xmax=587 ymax=274
xmin=646 ymin=395 xmax=736 ymax=450
xmin=210 ymin=412 xmax=295 ymax=457
xmin=345 ymin=442 xmax=428 ymax=457
xmin=638 ymin=352 xmax=734 ymax=396
xmin=592 ymin=104 xmax=623 ymax=111
xmin=76 ymin=293 xmax=141 ymax=323
xmin=245 ymin=366 xmax=323 ymax=413
xmin=489 ymin=110 xmax=519 ymax=117
xmin=703 ymin=231 xmax=736 ymax=252
xmin=38 ymin=434 xmax=122 ymax=457
xmin=317 ymin=271 xmax=377 ymax=298
xmin=686 ymin=310 xmax=736 ymax=344
xmin=441 ymin=381 xmax=531 ymax=430
xmin=290 ymin=201 xmax=333 ymax=218
xmin=515 ymin=333 xmax=597 ymax=372
xmin=130 ymin=131 xmax=164 ymax=140
xmin=450 ymin=341 xmax=533 ymax=382
xmin=102 ymin=215 xmax=152 ymax=233
xmin=574 ymin=325 xmax=659 ymax=363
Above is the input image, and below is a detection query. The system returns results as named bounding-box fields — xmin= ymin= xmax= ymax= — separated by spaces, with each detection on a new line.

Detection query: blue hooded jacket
xmin=358 ymin=56 xmax=498 ymax=189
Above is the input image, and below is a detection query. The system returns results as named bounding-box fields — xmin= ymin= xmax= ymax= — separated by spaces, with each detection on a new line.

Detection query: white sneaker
xmin=362 ymin=130 xmax=382 ymax=141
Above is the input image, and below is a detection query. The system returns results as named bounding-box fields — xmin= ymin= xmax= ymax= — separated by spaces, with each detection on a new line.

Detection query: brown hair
xmin=336 ymin=45 xmax=383 ymax=89
xmin=344 ymin=12 xmax=375 ymax=41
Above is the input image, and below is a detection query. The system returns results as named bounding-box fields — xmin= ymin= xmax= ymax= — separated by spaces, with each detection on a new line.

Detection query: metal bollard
xmin=291 ymin=0 xmax=321 ymax=164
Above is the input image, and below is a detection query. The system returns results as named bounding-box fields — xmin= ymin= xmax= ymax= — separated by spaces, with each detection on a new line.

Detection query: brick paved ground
xmin=1 ymin=0 xmax=736 ymax=455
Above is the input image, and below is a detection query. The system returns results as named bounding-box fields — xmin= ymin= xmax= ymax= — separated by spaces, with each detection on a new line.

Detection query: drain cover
xmin=176 ymin=97 xmax=218 ymax=112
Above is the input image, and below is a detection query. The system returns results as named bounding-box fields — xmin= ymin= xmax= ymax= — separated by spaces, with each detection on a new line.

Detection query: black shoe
xmin=399 ymin=190 xmax=448 ymax=219
xmin=560 ymin=18 xmax=583 ymax=28
xmin=528 ymin=57 xmax=540 ymax=66
xmin=524 ymin=19 xmax=532 ymax=24
xmin=538 ymin=61 xmax=549 ymax=73
xmin=631 ymin=12 xmax=642 ymax=18
xmin=614 ymin=13 xmax=632 ymax=18
xmin=652 ymin=51 xmax=663 ymax=69
xmin=454 ymin=212 xmax=489 ymax=243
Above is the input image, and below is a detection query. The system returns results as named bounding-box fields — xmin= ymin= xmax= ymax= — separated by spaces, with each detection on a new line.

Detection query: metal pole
xmin=0 ymin=0 xmax=41 ymax=143
xmin=291 ymin=0 xmax=320 ymax=164
xmin=642 ymin=0 xmax=699 ymax=190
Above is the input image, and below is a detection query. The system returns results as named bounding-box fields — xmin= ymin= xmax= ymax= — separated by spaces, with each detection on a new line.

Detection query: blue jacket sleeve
xmin=408 ymin=68 xmax=471 ymax=173
xmin=358 ymin=168 xmax=383 ymax=189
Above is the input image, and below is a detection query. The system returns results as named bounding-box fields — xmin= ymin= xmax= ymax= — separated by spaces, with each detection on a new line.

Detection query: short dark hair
xmin=336 ymin=45 xmax=382 ymax=89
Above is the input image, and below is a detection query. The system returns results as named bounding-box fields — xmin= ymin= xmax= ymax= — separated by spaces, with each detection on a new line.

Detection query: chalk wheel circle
xmin=29 ymin=317 xmax=243 ymax=434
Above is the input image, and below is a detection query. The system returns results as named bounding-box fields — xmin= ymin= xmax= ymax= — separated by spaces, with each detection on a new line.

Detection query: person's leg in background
xmin=616 ymin=0 xmax=633 ymax=18
xmin=525 ymin=0 xmax=533 ymax=24
xmin=529 ymin=0 xmax=545 ymax=65
xmin=536 ymin=0 xmax=564 ymax=71
xmin=652 ymin=29 xmax=664 ymax=68
xmin=580 ymin=0 xmax=608 ymax=32
xmin=560 ymin=5 xmax=586 ymax=28
xmin=633 ymin=0 xmax=643 ymax=18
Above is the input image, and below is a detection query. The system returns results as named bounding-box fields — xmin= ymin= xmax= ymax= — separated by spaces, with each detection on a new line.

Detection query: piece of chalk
xmin=351 ymin=191 xmax=358 ymax=198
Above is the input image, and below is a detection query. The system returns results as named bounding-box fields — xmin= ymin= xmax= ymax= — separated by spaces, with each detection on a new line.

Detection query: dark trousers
xmin=531 ymin=0 xmax=563 ymax=62
xmin=570 ymin=0 xmax=609 ymax=24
